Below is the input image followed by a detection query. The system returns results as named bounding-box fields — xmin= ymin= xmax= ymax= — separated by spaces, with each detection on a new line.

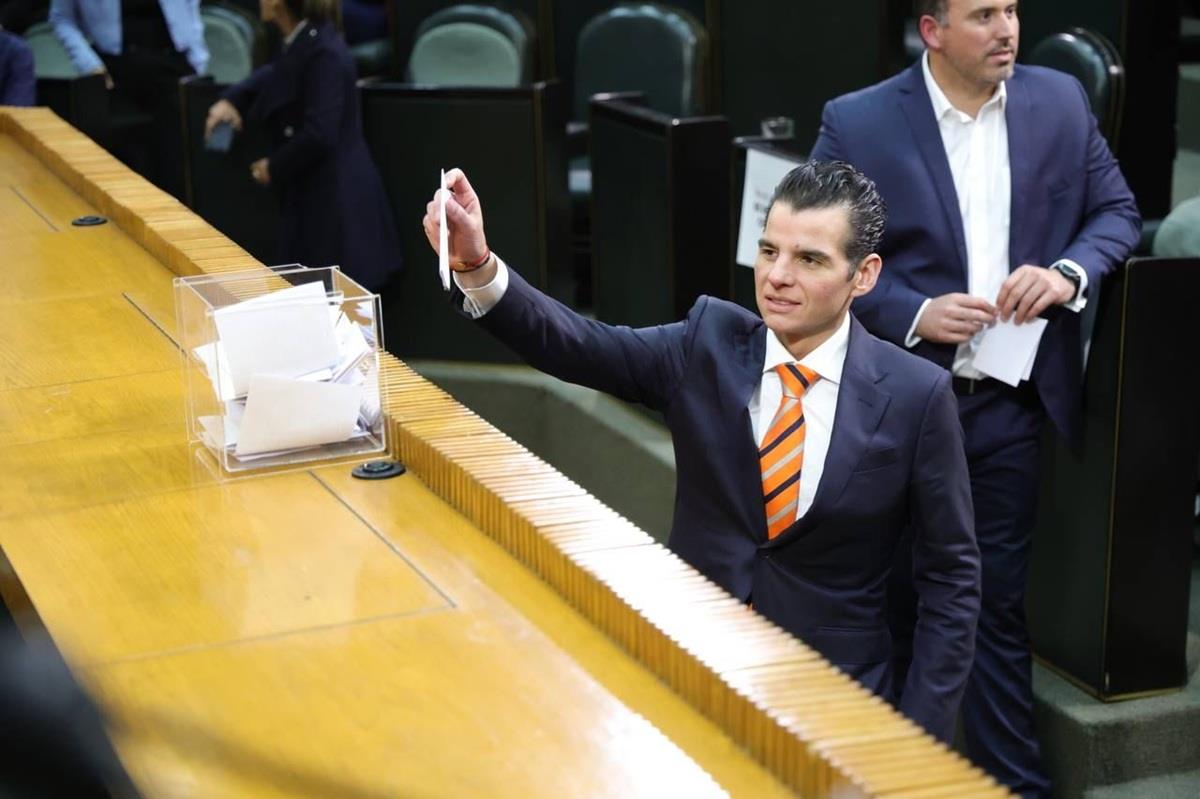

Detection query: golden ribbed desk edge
xmin=0 ymin=106 xmax=1009 ymax=799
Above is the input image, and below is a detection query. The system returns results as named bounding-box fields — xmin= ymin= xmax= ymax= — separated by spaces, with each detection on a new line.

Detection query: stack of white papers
xmin=972 ymin=318 xmax=1048 ymax=387
xmin=193 ymin=280 xmax=379 ymax=461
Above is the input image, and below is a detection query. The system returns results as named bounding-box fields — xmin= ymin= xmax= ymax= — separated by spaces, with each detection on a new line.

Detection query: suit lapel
xmin=726 ymin=321 xmax=770 ymax=542
xmin=765 ymin=317 xmax=890 ymax=548
xmin=898 ymin=63 xmax=969 ymax=277
xmin=1005 ymin=68 xmax=1033 ymax=270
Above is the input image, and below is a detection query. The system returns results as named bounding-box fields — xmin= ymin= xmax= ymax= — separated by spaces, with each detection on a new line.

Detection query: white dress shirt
xmin=908 ymin=52 xmax=1087 ymax=378
xmin=458 ymin=257 xmax=847 ymax=522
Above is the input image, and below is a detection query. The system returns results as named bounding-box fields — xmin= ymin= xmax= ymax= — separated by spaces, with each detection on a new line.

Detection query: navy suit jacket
xmin=221 ymin=23 xmax=401 ymax=290
xmin=810 ymin=62 xmax=1141 ymax=446
xmin=469 ymin=268 xmax=980 ymax=741
xmin=0 ymin=31 xmax=35 ymax=107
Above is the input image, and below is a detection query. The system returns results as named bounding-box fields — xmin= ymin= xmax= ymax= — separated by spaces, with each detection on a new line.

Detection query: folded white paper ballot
xmin=972 ymin=317 xmax=1048 ymax=387
xmin=234 ymin=375 xmax=363 ymax=457
xmin=212 ymin=281 xmax=340 ymax=397
xmin=439 ymin=168 xmax=451 ymax=291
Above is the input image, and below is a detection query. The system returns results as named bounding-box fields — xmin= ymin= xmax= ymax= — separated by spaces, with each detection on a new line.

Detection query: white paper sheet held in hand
xmin=438 ymin=168 xmax=451 ymax=291
xmin=234 ymin=375 xmax=363 ymax=457
xmin=212 ymin=281 xmax=340 ymax=396
xmin=972 ymin=318 xmax=1048 ymax=387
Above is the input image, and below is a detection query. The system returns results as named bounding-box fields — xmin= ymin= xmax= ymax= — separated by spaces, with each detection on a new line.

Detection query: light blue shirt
xmin=49 ymin=0 xmax=208 ymax=76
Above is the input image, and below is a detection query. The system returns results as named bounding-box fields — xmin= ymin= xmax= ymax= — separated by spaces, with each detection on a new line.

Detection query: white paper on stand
xmin=972 ymin=318 xmax=1048 ymax=387
xmin=438 ymin=168 xmax=451 ymax=291
xmin=736 ymin=148 xmax=804 ymax=267
xmin=234 ymin=375 xmax=363 ymax=457
xmin=212 ymin=281 xmax=339 ymax=396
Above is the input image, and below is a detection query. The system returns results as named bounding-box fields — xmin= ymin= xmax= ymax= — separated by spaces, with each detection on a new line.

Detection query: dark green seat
xmin=201 ymin=4 xmax=255 ymax=83
xmin=1028 ymin=27 xmax=1124 ymax=148
xmin=406 ymin=4 xmax=534 ymax=87
xmin=573 ymin=3 xmax=709 ymax=120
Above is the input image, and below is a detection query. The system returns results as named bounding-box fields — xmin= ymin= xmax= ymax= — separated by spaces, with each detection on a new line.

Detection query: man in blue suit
xmin=422 ymin=161 xmax=981 ymax=742
xmin=809 ymin=1 xmax=1141 ymax=795
xmin=0 ymin=28 xmax=35 ymax=107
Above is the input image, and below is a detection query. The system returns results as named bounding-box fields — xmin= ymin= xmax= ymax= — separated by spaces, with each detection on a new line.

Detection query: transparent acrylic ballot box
xmin=175 ymin=265 xmax=386 ymax=476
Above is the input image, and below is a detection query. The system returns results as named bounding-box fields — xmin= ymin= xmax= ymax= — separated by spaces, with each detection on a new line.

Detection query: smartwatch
xmin=1049 ymin=261 xmax=1082 ymax=302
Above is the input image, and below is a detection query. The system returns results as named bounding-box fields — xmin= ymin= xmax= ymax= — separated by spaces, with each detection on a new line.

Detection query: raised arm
xmin=421 ymin=169 xmax=693 ymax=410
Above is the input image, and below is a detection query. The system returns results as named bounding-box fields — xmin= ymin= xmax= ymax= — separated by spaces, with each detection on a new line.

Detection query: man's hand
xmin=422 ymin=168 xmax=493 ymax=287
xmin=995 ymin=264 xmax=1075 ymax=324
xmin=205 ymin=99 xmax=243 ymax=139
xmin=249 ymin=158 xmax=270 ymax=186
xmin=916 ymin=294 xmax=998 ymax=344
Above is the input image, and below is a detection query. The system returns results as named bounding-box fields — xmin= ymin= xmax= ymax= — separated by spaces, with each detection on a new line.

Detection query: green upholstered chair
xmin=406 ymin=4 xmax=534 ymax=87
xmin=1028 ymin=27 xmax=1125 ymax=148
xmin=350 ymin=38 xmax=392 ymax=77
xmin=24 ymin=21 xmax=79 ymax=79
xmin=201 ymin=4 xmax=255 ymax=84
xmin=573 ymin=3 xmax=709 ymax=121
xmin=1152 ymin=196 xmax=1200 ymax=257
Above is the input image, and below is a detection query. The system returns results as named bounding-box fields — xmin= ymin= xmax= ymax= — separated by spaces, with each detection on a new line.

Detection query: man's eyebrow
xmin=757 ymin=237 xmax=775 ymax=248
xmin=793 ymin=248 xmax=831 ymax=263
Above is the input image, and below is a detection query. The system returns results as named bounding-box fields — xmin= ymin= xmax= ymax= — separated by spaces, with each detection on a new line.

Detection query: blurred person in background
xmin=49 ymin=0 xmax=208 ymax=193
xmin=0 ymin=23 xmax=35 ymax=105
xmin=203 ymin=0 xmax=401 ymax=291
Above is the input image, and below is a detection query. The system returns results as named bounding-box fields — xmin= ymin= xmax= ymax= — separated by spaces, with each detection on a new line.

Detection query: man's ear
xmin=851 ymin=254 xmax=882 ymax=298
xmin=918 ymin=14 xmax=944 ymax=52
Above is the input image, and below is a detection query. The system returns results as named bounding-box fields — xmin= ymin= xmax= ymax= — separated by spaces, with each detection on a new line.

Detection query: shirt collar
xmin=283 ymin=19 xmax=309 ymax=50
xmin=762 ymin=312 xmax=851 ymax=387
xmin=921 ymin=50 xmax=1007 ymax=122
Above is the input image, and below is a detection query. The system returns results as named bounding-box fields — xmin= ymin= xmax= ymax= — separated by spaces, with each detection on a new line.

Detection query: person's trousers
xmin=889 ymin=378 xmax=1051 ymax=799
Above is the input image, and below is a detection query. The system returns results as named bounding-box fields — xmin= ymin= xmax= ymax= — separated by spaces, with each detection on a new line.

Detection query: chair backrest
xmin=24 ymin=21 xmax=79 ymax=79
xmin=406 ymin=4 xmax=534 ymax=87
xmin=574 ymin=3 xmax=709 ymax=121
xmin=1028 ymin=27 xmax=1125 ymax=147
xmin=201 ymin=5 xmax=255 ymax=83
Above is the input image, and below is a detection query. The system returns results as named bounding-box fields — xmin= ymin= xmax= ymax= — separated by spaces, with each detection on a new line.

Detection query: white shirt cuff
xmin=905 ymin=298 xmax=933 ymax=348
xmin=1053 ymin=259 xmax=1089 ymax=312
xmin=454 ymin=254 xmax=510 ymax=319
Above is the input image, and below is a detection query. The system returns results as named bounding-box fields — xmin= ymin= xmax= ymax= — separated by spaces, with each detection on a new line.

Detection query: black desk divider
xmin=360 ymin=80 xmax=569 ymax=362
xmin=178 ymin=76 xmax=281 ymax=264
xmin=729 ymin=136 xmax=805 ymax=314
xmin=589 ymin=97 xmax=729 ymax=328
xmin=711 ymin=0 xmax=906 ymax=144
xmin=1029 ymin=257 xmax=1200 ymax=699
xmin=36 ymin=75 xmax=108 ymax=143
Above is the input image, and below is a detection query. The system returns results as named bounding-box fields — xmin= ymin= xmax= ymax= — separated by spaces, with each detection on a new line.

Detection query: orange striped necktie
xmin=760 ymin=363 xmax=820 ymax=539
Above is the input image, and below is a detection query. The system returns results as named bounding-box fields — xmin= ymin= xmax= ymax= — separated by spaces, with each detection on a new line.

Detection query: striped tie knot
xmin=775 ymin=363 xmax=820 ymax=398
xmin=760 ymin=363 xmax=820 ymax=539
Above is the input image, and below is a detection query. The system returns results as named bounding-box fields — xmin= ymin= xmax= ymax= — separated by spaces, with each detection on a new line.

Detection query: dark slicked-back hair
xmin=913 ymin=0 xmax=948 ymax=22
xmin=768 ymin=160 xmax=887 ymax=270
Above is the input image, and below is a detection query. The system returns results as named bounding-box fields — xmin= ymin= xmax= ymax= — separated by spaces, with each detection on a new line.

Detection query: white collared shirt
xmin=909 ymin=52 xmax=1086 ymax=377
xmin=748 ymin=312 xmax=849 ymax=521
xmin=459 ymin=258 xmax=847 ymax=521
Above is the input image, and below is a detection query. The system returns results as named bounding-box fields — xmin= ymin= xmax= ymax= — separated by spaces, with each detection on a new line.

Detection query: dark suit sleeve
xmin=813 ymin=99 xmax=932 ymax=346
xmin=473 ymin=267 xmax=692 ymax=412
xmin=900 ymin=372 xmax=980 ymax=742
xmin=1056 ymin=79 xmax=1141 ymax=288
xmin=266 ymin=49 xmax=344 ymax=185
xmin=1 ymin=38 xmax=35 ymax=107
xmin=219 ymin=62 xmax=276 ymax=117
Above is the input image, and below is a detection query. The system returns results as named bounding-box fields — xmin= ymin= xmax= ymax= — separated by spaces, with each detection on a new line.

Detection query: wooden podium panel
xmin=0 ymin=107 xmax=1006 ymax=798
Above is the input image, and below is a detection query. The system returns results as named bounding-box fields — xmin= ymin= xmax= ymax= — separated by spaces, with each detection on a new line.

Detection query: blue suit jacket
xmin=470 ymin=268 xmax=981 ymax=741
xmin=810 ymin=62 xmax=1141 ymax=446
xmin=0 ymin=31 xmax=35 ymax=107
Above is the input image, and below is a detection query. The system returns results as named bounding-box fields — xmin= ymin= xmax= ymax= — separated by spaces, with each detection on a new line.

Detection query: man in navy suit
xmin=422 ymin=161 xmax=981 ymax=742
xmin=809 ymin=1 xmax=1141 ymax=795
